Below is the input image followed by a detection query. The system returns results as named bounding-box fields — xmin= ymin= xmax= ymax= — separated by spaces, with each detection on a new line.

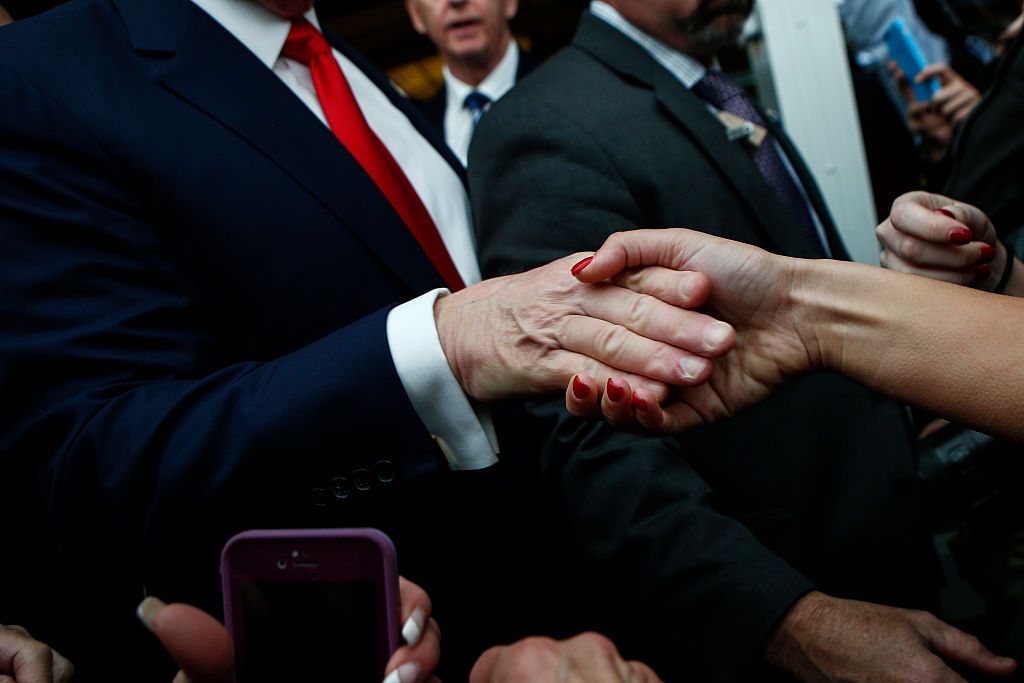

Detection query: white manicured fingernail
xmin=136 ymin=596 xmax=165 ymax=632
xmin=679 ymin=357 xmax=706 ymax=381
xmin=383 ymin=661 xmax=421 ymax=683
xmin=402 ymin=607 xmax=425 ymax=646
xmin=704 ymin=321 xmax=733 ymax=349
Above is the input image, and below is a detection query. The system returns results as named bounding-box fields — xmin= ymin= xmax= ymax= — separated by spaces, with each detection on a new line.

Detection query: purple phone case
xmin=220 ymin=528 xmax=401 ymax=680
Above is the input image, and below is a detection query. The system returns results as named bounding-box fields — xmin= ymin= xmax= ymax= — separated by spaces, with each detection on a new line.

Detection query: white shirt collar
xmin=189 ymin=0 xmax=321 ymax=69
xmin=589 ymin=0 xmax=707 ymax=89
xmin=443 ymin=40 xmax=520 ymax=111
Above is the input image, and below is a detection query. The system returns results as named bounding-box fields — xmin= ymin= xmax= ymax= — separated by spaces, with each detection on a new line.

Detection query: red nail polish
xmin=977 ymin=264 xmax=991 ymax=278
xmin=979 ymin=244 xmax=996 ymax=262
xmin=570 ymin=256 xmax=594 ymax=277
xmin=571 ymin=376 xmax=590 ymax=400
xmin=606 ymin=379 xmax=625 ymax=402
xmin=631 ymin=391 xmax=648 ymax=411
xmin=949 ymin=227 xmax=972 ymax=244
xmin=934 ymin=208 xmax=956 ymax=220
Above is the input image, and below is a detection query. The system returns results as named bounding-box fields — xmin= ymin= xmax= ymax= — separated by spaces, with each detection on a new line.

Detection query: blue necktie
xmin=693 ymin=72 xmax=826 ymax=257
xmin=463 ymin=91 xmax=491 ymax=127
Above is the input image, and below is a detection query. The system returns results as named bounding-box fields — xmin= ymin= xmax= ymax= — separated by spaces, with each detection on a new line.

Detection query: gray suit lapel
xmin=573 ymin=14 xmax=828 ymax=259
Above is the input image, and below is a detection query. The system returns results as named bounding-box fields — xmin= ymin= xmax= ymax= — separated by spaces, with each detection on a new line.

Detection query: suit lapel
xmin=765 ymin=115 xmax=849 ymax=260
xmin=114 ymin=0 xmax=446 ymax=294
xmin=573 ymin=15 xmax=825 ymax=259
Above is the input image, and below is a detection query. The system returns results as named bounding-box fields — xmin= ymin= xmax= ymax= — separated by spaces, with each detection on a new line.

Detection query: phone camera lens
xmin=276 ymin=559 xmax=288 ymax=570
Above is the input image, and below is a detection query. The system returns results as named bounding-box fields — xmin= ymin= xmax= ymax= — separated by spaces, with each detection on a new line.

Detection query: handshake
xmin=441 ymin=191 xmax=1024 ymax=444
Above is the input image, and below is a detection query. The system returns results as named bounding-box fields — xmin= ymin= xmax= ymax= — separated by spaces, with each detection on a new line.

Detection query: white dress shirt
xmin=590 ymin=1 xmax=832 ymax=256
xmin=190 ymin=0 xmax=499 ymax=469
xmin=443 ymin=41 xmax=520 ymax=166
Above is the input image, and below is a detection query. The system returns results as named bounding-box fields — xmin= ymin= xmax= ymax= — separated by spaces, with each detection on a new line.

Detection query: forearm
xmin=796 ymin=259 xmax=1024 ymax=441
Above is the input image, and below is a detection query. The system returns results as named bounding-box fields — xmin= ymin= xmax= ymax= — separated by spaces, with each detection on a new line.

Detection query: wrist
xmin=432 ymin=278 xmax=502 ymax=402
xmin=764 ymin=591 xmax=829 ymax=673
xmin=1004 ymin=257 xmax=1024 ymax=297
xmin=433 ymin=290 xmax=470 ymax=396
xmin=786 ymin=258 xmax=842 ymax=374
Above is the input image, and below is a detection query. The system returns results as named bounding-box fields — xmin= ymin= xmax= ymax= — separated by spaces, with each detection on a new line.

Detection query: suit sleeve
xmin=470 ymin=98 xmax=813 ymax=682
xmin=0 ymin=66 xmax=442 ymax=559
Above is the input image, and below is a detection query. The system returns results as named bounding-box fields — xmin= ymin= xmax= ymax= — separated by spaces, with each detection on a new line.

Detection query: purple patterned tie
xmin=693 ymin=72 xmax=826 ymax=257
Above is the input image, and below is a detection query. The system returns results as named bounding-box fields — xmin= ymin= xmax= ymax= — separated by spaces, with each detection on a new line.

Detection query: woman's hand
xmin=138 ymin=576 xmax=441 ymax=683
xmin=565 ymin=229 xmax=816 ymax=434
xmin=892 ymin=63 xmax=980 ymax=161
xmin=876 ymin=191 xmax=1010 ymax=290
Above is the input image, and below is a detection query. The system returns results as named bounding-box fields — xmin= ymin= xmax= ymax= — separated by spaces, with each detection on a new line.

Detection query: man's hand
xmin=435 ymin=251 xmax=736 ymax=404
xmin=764 ymin=591 xmax=1017 ymax=682
xmin=877 ymin=191 xmax=1011 ymax=291
xmin=0 ymin=623 xmax=74 ymax=683
xmin=564 ymin=229 xmax=816 ymax=433
xmin=138 ymin=577 xmax=441 ymax=683
xmin=470 ymin=632 xmax=662 ymax=683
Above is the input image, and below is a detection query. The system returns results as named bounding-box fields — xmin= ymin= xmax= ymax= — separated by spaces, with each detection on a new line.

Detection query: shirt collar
xmin=444 ymin=40 xmax=520 ymax=109
xmin=589 ymin=0 xmax=707 ymax=89
xmin=189 ymin=0 xmax=321 ymax=69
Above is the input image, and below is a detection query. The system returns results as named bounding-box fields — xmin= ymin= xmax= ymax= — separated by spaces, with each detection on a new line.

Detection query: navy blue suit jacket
xmin=0 ymin=0 xmax=481 ymax=674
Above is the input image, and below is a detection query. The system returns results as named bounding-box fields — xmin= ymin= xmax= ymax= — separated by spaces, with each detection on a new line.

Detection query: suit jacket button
xmin=352 ymin=468 xmax=373 ymax=492
xmin=375 ymin=460 xmax=396 ymax=484
xmin=310 ymin=487 xmax=329 ymax=508
xmin=331 ymin=476 xmax=351 ymax=500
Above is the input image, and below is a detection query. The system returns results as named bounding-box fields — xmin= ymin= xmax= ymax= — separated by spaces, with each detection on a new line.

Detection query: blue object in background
xmin=884 ymin=17 xmax=942 ymax=101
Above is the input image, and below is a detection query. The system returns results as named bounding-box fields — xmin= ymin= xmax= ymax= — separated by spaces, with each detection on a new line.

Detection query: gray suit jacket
xmin=470 ymin=14 xmax=941 ymax=682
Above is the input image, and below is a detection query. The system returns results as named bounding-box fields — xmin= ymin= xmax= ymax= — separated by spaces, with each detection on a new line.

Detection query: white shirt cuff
xmin=387 ymin=289 xmax=500 ymax=470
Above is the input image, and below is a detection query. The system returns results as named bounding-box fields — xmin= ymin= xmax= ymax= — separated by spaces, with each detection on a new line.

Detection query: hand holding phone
xmin=221 ymin=528 xmax=400 ymax=683
xmin=885 ymin=17 xmax=941 ymax=101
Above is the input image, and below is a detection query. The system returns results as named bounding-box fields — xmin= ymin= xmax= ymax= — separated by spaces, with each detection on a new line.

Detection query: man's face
xmin=407 ymin=0 xmax=517 ymax=65
xmin=253 ymin=0 xmax=315 ymax=19
xmin=632 ymin=0 xmax=754 ymax=56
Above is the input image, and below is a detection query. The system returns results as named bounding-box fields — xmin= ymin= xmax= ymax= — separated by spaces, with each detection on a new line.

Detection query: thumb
xmin=137 ymin=597 xmax=235 ymax=683
xmin=574 ymin=228 xmax=695 ymax=282
xmin=921 ymin=617 xmax=1017 ymax=676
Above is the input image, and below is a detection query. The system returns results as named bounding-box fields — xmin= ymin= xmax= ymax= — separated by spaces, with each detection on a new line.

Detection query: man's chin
xmin=445 ymin=37 xmax=490 ymax=62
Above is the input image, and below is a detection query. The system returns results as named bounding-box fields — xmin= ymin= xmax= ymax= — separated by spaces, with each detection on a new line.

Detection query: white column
xmin=749 ymin=0 xmax=880 ymax=265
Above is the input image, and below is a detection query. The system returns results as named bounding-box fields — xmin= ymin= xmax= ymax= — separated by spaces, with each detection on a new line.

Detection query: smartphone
xmin=884 ymin=17 xmax=941 ymax=102
xmin=221 ymin=528 xmax=401 ymax=683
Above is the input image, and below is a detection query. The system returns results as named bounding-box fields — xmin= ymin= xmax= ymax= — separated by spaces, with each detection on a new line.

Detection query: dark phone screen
xmin=236 ymin=578 xmax=380 ymax=682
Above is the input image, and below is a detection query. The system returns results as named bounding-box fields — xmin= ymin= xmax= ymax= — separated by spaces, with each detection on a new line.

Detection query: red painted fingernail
xmin=977 ymin=264 xmax=992 ymax=278
xmin=606 ymin=378 xmax=625 ymax=402
xmin=631 ymin=391 xmax=648 ymax=411
xmin=949 ymin=227 xmax=972 ymax=244
xmin=934 ymin=208 xmax=956 ymax=220
xmin=570 ymin=256 xmax=594 ymax=277
xmin=979 ymin=244 xmax=996 ymax=262
xmin=571 ymin=375 xmax=590 ymax=400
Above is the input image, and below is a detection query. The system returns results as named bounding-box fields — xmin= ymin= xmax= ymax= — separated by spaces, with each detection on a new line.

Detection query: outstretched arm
xmin=570 ymin=227 xmax=1024 ymax=443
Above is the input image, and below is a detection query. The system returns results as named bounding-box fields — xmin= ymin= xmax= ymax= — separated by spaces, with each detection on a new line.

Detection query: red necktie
xmin=283 ymin=19 xmax=465 ymax=291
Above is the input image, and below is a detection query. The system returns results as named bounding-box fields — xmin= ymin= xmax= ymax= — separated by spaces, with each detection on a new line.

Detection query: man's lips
xmin=446 ymin=16 xmax=483 ymax=31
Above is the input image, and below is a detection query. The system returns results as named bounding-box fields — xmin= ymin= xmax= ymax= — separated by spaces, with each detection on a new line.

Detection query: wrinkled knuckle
xmin=24 ymin=641 xmax=52 ymax=662
xmin=512 ymin=636 xmax=558 ymax=660
xmin=578 ymin=631 xmax=618 ymax=657
xmin=625 ymin=294 xmax=652 ymax=329
xmin=596 ymin=324 xmax=628 ymax=362
xmin=900 ymin=235 xmax=921 ymax=262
